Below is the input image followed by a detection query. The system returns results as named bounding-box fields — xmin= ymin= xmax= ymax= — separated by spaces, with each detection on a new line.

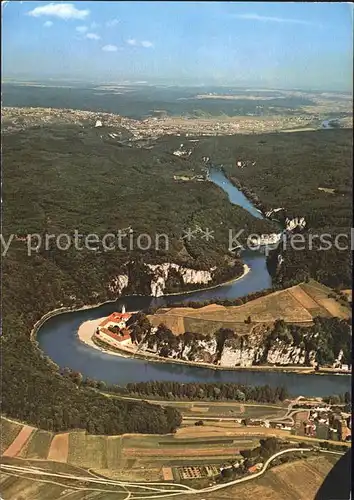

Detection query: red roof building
xmin=99 ymin=311 xmax=132 ymax=328
xmin=98 ymin=327 xmax=131 ymax=343
xmin=95 ymin=306 xmax=132 ymax=345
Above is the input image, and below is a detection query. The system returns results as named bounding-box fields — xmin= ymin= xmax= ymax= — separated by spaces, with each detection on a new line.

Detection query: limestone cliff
xmin=147 ymin=263 xmax=214 ymax=297
xmin=108 ymin=274 xmax=129 ymax=295
xmin=138 ymin=323 xmax=318 ymax=368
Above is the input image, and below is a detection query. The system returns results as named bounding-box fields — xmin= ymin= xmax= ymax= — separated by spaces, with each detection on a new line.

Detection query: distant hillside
xmin=192 ymin=130 xmax=352 ymax=289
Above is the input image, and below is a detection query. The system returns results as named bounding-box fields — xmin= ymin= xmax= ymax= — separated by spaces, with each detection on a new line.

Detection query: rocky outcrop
xmin=147 ymin=263 xmax=213 ymax=297
xmin=266 ymin=343 xmax=307 ymax=365
xmin=172 ymin=143 xmax=192 ymax=158
xmin=138 ymin=322 xmax=318 ymax=367
xmin=182 ymin=338 xmax=217 ymax=362
xmin=107 ymin=262 xmax=216 ymax=298
xmin=285 ymin=217 xmax=306 ymax=231
xmin=248 ymin=233 xmax=282 ymax=247
xmin=108 ymin=274 xmax=129 ymax=295
xmin=221 ymin=345 xmax=264 ymax=367
xmin=265 ymin=207 xmax=285 ymax=218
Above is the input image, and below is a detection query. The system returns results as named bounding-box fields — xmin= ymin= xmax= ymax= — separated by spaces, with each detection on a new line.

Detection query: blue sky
xmin=2 ymin=1 xmax=353 ymax=90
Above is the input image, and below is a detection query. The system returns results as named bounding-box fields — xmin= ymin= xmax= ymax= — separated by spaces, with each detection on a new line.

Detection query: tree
xmin=213 ymin=387 xmax=221 ymax=400
xmin=236 ymin=389 xmax=245 ymax=401
xmin=329 ymin=394 xmax=341 ymax=405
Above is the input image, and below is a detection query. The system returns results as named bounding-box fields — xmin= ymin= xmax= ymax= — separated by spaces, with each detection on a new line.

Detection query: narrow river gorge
xmin=37 ymin=169 xmax=351 ymax=397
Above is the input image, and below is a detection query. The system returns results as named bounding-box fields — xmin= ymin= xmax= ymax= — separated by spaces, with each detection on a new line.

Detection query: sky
xmin=2 ymin=1 xmax=353 ymax=90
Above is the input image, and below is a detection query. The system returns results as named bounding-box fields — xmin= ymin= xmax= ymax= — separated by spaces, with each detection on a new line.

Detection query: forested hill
xmin=2 ymin=121 xmax=273 ymax=435
xmin=193 ymin=129 xmax=352 ymax=288
xmin=197 ymin=129 xmax=352 ymax=232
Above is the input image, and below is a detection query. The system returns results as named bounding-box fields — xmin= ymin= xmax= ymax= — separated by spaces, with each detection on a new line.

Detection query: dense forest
xmin=2 ymin=122 xmax=274 ymax=434
xmin=193 ymin=129 xmax=352 ymax=288
xmin=122 ymin=381 xmax=289 ymax=403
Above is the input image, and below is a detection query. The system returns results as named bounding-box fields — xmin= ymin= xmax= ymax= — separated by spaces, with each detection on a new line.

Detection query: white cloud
xmin=90 ymin=21 xmax=100 ymax=29
xmin=141 ymin=40 xmax=153 ymax=48
xmin=233 ymin=13 xmax=316 ymax=26
xmin=85 ymin=32 xmax=100 ymax=40
xmin=126 ymin=39 xmax=154 ymax=48
xmin=102 ymin=44 xmax=118 ymax=52
xmin=76 ymin=25 xmax=88 ymax=33
xmin=43 ymin=20 xmax=53 ymax=27
xmin=106 ymin=18 xmax=119 ymax=27
xmin=28 ymin=3 xmax=89 ymax=20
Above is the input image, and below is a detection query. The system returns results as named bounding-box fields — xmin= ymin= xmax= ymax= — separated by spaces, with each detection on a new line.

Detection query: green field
xmin=158 ymin=401 xmax=286 ymax=420
xmin=68 ymin=432 xmax=108 ymax=469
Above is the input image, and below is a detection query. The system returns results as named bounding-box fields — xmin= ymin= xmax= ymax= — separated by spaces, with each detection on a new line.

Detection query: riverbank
xmin=165 ymin=263 xmax=250 ymax=296
xmin=77 ymin=317 xmax=351 ymax=376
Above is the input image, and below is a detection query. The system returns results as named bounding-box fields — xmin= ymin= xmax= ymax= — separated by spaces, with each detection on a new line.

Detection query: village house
xmin=340 ymin=420 xmax=351 ymax=442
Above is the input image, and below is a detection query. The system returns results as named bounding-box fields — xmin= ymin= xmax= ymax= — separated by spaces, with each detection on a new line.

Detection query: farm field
xmin=148 ymin=280 xmax=351 ymax=336
xmin=2 ymin=424 xmax=35 ymax=458
xmin=151 ymin=401 xmax=286 ymax=419
xmin=0 ymin=453 xmax=342 ymax=500
xmin=0 ymin=419 xmax=23 ymax=455
xmin=0 ymin=457 xmax=128 ymax=500
xmin=19 ymin=429 xmax=53 ymax=460
xmin=47 ymin=432 xmax=69 ymax=462
xmin=300 ymin=280 xmax=351 ymax=319
xmin=2 ymin=415 xmax=349 ymax=489
xmin=0 ymin=454 xmax=341 ymax=500
xmin=0 ymin=417 xmax=259 ymax=480
xmin=190 ymin=455 xmax=340 ymax=500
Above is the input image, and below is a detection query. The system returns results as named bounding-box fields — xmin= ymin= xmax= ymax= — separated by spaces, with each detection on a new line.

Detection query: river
xmin=321 ymin=119 xmax=340 ymax=129
xmin=37 ymin=169 xmax=350 ymax=396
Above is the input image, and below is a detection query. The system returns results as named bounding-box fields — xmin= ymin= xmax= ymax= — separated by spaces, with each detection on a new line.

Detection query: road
xmin=0 ymin=448 xmax=342 ymax=499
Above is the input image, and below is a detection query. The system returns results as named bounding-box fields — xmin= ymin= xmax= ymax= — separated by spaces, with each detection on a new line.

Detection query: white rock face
xmin=286 ymin=217 xmax=306 ymax=231
xmin=198 ymin=338 xmax=217 ymax=354
xmin=218 ymin=341 xmax=309 ymax=367
xmin=266 ymin=344 xmax=306 ymax=365
xmin=220 ymin=346 xmax=263 ymax=367
xmin=95 ymin=120 xmax=103 ymax=127
xmin=108 ymin=274 xmax=129 ymax=295
xmin=140 ymin=325 xmax=319 ymax=367
xmin=147 ymin=263 xmax=213 ymax=297
xmin=172 ymin=144 xmax=192 ymax=157
xmin=249 ymin=233 xmax=282 ymax=246
xmin=265 ymin=207 xmax=285 ymax=218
